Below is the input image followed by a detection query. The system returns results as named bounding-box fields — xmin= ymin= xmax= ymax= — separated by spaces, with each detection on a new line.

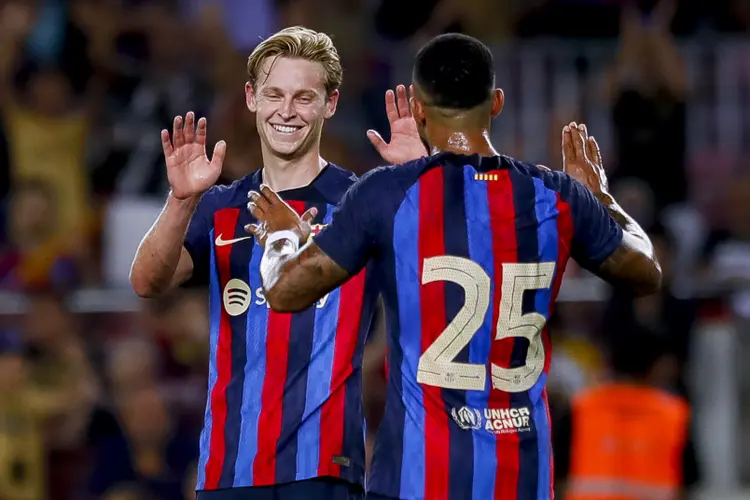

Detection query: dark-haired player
xmin=247 ymin=33 xmax=662 ymax=500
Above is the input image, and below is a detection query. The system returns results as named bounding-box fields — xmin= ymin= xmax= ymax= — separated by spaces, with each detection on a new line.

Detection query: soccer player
xmin=246 ymin=33 xmax=662 ymax=500
xmin=129 ymin=27 xmax=424 ymax=500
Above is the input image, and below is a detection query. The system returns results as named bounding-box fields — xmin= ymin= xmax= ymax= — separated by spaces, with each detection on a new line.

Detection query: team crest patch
xmin=308 ymin=224 xmax=327 ymax=242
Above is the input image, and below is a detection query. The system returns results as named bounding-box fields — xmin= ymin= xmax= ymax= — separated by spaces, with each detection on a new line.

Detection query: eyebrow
xmin=261 ymin=86 xmax=319 ymax=96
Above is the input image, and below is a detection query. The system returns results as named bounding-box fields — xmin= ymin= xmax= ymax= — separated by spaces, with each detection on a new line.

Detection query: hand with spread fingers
xmin=245 ymin=185 xmax=318 ymax=248
xmin=561 ymin=121 xmax=609 ymax=197
xmin=367 ymin=84 xmax=428 ymax=164
xmin=162 ymin=112 xmax=226 ymax=200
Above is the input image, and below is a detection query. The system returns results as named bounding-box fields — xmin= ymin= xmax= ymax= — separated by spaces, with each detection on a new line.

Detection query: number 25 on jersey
xmin=416 ymin=256 xmax=556 ymax=393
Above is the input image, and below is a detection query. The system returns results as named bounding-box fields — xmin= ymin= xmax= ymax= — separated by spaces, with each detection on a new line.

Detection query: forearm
xmin=596 ymin=191 xmax=655 ymax=258
xmin=595 ymin=191 xmax=661 ymax=295
xmin=260 ymin=240 xmax=316 ymax=312
xmin=130 ymin=193 xmax=198 ymax=297
xmin=260 ymin=239 xmax=350 ymax=313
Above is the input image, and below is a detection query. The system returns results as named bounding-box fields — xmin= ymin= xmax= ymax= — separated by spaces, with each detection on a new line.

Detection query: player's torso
xmin=197 ymin=167 xmax=378 ymax=491
xmin=370 ymin=154 xmax=574 ymax=500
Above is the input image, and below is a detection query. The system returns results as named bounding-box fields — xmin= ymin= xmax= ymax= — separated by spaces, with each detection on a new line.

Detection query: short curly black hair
xmin=413 ymin=33 xmax=495 ymax=110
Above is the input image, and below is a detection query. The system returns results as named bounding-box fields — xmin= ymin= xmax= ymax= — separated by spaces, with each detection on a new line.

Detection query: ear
xmin=490 ymin=88 xmax=504 ymax=118
xmin=411 ymin=96 xmax=426 ymax=124
xmin=245 ymin=82 xmax=257 ymax=113
xmin=324 ymin=89 xmax=339 ymax=119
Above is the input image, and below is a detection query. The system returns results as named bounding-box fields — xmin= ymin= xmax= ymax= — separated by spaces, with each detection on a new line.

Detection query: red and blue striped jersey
xmin=184 ymin=165 xmax=378 ymax=491
xmin=314 ymin=153 xmax=623 ymax=500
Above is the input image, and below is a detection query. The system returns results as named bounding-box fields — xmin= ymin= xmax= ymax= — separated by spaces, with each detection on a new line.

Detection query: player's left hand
xmin=561 ymin=122 xmax=610 ymax=196
xmin=367 ymin=84 xmax=428 ymax=164
xmin=245 ymin=185 xmax=318 ymax=248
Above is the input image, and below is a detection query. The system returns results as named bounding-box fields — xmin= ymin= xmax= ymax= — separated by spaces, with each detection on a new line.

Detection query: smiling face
xmin=246 ymin=56 xmax=338 ymax=160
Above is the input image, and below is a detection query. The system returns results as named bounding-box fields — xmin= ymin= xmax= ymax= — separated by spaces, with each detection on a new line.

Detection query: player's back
xmin=184 ymin=165 xmax=378 ymax=492
xmin=367 ymin=153 xmax=621 ymax=500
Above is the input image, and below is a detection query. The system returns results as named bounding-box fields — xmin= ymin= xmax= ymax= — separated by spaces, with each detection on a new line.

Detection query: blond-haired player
xmin=129 ymin=27 xmax=425 ymax=500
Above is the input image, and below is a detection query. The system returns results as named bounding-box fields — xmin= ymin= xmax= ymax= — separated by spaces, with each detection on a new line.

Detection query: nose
xmin=278 ymin=97 xmax=296 ymax=121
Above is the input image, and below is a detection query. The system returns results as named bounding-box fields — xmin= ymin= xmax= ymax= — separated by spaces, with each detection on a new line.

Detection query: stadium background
xmin=0 ymin=0 xmax=749 ymax=498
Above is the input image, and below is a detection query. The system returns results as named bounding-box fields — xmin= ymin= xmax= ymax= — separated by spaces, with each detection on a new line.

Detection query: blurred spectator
xmin=142 ymin=292 xmax=209 ymax=427
xmin=90 ymin=2 xmax=213 ymax=196
xmin=21 ymin=293 xmax=98 ymax=450
xmin=89 ymin=386 xmax=197 ymax=500
xmin=207 ymin=52 xmax=263 ymax=182
xmin=0 ymin=1 xmax=96 ymax=237
xmin=699 ymin=176 xmax=750 ymax=318
xmin=0 ymin=330 xmax=45 ymax=500
xmin=0 ymin=293 xmax=97 ymax=500
xmin=607 ymin=0 xmax=688 ymax=212
xmin=0 ymin=180 xmax=89 ymax=290
xmin=553 ymin=326 xmax=700 ymax=499
xmin=605 ymin=226 xmax=697 ymax=397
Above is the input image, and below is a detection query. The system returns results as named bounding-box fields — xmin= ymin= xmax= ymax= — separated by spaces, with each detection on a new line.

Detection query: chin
xmin=268 ymin=141 xmax=305 ymax=159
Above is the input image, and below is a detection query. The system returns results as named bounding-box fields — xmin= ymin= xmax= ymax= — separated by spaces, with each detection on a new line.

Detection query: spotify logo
xmin=223 ymin=279 xmax=251 ymax=316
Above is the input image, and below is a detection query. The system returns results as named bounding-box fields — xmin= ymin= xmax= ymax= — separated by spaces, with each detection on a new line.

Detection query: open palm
xmin=162 ymin=112 xmax=226 ymax=200
xmin=367 ymin=85 xmax=427 ymax=165
xmin=561 ymin=122 xmax=609 ymax=196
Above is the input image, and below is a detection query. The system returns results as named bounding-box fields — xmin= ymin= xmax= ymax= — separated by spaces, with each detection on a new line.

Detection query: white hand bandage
xmin=265 ymin=230 xmax=300 ymax=252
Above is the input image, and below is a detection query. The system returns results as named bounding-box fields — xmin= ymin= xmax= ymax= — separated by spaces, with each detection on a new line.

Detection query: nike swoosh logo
xmin=215 ymin=234 xmax=253 ymax=247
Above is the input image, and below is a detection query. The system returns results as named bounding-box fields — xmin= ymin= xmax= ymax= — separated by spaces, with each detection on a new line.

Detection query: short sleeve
xmin=183 ymin=189 xmax=218 ymax=267
xmin=314 ymin=168 xmax=385 ymax=275
xmin=563 ymin=176 xmax=623 ymax=270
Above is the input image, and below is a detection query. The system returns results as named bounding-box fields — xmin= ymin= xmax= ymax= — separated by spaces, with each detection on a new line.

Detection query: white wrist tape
xmin=265 ymin=230 xmax=300 ymax=251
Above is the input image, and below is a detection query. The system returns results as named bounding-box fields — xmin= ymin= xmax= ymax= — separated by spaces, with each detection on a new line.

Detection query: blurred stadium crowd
xmin=0 ymin=0 xmax=750 ymax=499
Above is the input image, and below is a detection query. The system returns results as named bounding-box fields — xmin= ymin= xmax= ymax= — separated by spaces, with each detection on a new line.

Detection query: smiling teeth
xmin=273 ymin=125 xmax=299 ymax=133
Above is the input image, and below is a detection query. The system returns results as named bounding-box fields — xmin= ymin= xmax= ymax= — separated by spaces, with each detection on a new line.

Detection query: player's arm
xmin=589 ymin=192 xmax=661 ymax=295
xmin=562 ymin=123 xmax=661 ymax=296
xmin=259 ymin=240 xmax=352 ymax=312
xmin=248 ymin=173 xmax=381 ymax=312
xmin=130 ymin=194 xmax=210 ymax=298
xmin=130 ymin=113 xmax=224 ymax=297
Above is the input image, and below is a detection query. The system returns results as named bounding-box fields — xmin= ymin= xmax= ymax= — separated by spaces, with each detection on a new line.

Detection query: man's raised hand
xmin=367 ymin=84 xmax=428 ymax=165
xmin=162 ymin=112 xmax=226 ymax=200
xmin=561 ymin=122 xmax=609 ymax=196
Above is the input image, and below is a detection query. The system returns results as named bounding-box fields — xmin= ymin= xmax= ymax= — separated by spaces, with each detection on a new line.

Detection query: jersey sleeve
xmin=562 ymin=176 xmax=624 ymax=270
xmin=313 ymin=168 xmax=386 ymax=275
xmin=183 ymin=188 xmax=218 ymax=267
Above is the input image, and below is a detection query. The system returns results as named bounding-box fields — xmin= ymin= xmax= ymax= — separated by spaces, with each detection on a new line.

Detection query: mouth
xmin=270 ymin=124 xmax=303 ymax=135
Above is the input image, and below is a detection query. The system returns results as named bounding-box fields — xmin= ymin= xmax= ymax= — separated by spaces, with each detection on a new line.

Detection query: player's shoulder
xmin=352 ymin=155 xmax=433 ymax=190
xmin=304 ymin=162 xmax=359 ymax=204
xmin=502 ymin=154 xmax=583 ymax=198
xmin=502 ymin=155 xmax=566 ymax=184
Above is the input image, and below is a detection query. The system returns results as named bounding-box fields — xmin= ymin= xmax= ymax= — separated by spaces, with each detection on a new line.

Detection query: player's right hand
xmin=561 ymin=122 xmax=609 ymax=196
xmin=367 ymin=85 xmax=428 ymax=164
xmin=161 ymin=112 xmax=226 ymax=201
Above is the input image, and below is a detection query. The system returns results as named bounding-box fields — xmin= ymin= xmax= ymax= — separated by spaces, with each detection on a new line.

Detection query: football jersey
xmin=313 ymin=153 xmax=623 ymax=500
xmin=184 ymin=165 xmax=378 ymax=491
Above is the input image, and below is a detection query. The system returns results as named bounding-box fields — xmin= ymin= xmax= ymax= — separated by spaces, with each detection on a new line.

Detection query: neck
xmin=260 ymin=144 xmax=326 ymax=191
xmin=428 ymin=128 xmax=499 ymax=157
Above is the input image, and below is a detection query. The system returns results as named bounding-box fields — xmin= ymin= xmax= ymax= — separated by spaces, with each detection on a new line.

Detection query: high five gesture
xmin=162 ymin=112 xmax=226 ymax=200
xmin=367 ymin=84 xmax=427 ymax=164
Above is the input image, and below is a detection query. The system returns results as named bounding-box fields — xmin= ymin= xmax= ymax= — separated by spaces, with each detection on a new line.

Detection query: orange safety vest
xmin=565 ymin=383 xmax=689 ymax=500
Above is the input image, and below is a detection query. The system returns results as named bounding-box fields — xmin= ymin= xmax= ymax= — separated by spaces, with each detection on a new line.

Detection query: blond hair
xmin=247 ymin=26 xmax=342 ymax=96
